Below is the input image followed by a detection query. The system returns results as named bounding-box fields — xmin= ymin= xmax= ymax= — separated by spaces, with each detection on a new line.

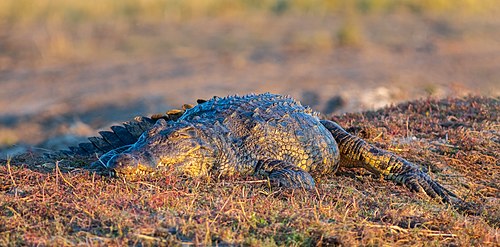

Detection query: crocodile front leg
xmin=320 ymin=120 xmax=458 ymax=203
xmin=255 ymin=159 xmax=316 ymax=190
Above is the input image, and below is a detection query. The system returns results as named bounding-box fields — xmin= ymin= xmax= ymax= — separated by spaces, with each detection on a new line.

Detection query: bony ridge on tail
xmin=58 ymin=93 xmax=460 ymax=204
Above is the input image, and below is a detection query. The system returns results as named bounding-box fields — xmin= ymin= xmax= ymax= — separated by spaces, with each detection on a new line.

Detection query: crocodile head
xmin=106 ymin=119 xmax=216 ymax=178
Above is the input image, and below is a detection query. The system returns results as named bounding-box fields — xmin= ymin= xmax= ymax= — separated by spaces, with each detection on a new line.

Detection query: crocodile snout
xmin=107 ymin=152 xmax=155 ymax=178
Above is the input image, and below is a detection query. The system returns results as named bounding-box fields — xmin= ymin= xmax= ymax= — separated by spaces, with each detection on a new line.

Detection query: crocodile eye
xmin=172 ymin=127 xmax=198 ymax=139
xmin=171 ymin=131 xmax=188 ymax=139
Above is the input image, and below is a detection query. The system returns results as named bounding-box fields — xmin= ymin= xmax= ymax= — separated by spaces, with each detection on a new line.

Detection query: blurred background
xmin=0 ymin=0 xmax=499 ymax=155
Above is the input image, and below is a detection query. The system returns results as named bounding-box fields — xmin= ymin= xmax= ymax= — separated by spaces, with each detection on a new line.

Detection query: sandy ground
xmin=0 ymin=14 xmax=499 ymax=157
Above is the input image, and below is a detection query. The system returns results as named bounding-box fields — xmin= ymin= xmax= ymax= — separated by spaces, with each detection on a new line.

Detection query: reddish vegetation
xmin=0 ymin=96 xmax=498 ymax=245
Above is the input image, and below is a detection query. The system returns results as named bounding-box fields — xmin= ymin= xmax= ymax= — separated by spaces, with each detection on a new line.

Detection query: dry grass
xmin=1 ymin=96 xmax=498 ymax=246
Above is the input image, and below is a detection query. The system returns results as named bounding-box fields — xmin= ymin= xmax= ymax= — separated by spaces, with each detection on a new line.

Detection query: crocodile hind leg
xmin=320 ymin=120 xmax=458 ymax=203
xmin=255 ymin=159 xmax=316 ymax=190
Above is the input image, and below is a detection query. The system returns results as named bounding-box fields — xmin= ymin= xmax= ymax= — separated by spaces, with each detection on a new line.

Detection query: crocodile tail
xmin=55 ymin=116 xmax=158 ymax=157
xmin=61 ymin=108 xmax=187 ymax=157
xmin=51 ymin=99 xmax=210 ymax=158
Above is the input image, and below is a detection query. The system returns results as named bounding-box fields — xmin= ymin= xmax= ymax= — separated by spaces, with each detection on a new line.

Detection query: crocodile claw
xmin=391 ymin=169 xmax=458 ymax=204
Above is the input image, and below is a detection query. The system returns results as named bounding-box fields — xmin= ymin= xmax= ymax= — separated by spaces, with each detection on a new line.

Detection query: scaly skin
xmin=106 ymin=94 xmax=338 ymax=186
xmin=65 ymin=93 xmax=457 ymax=203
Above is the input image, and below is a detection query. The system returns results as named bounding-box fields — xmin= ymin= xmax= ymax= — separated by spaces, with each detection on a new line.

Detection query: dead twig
xmin=366 ymin=224 xmax=408 ymax=233
xmin=134 ymin=233 xmax=165 ymax=242
xmin=6 ymin=159 xmax=17 ymax=187
xmin=55 ymin=161 xmax=76 ymax=190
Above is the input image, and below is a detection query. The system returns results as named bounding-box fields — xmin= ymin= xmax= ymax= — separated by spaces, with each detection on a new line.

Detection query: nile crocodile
xmin=61 ymin=93 xmax=458 ymax=203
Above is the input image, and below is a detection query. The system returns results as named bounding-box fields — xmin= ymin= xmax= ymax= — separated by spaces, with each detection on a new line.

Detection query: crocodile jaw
xmin=106 ymin=152 xmax=158 ymax=178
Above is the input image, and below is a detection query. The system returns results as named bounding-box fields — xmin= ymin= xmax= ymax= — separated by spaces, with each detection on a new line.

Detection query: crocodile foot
xmin=256 ymin=159 xmax=316 ymax=190
xmin=390 ymin=169 xmax=458 ymax=204
xmin=269 ymin=168 xmax=316 ymax=190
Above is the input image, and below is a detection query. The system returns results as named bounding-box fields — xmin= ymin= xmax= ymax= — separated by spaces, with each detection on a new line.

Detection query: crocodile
xmin=61 ymin=93 xmax=458 ymax=203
